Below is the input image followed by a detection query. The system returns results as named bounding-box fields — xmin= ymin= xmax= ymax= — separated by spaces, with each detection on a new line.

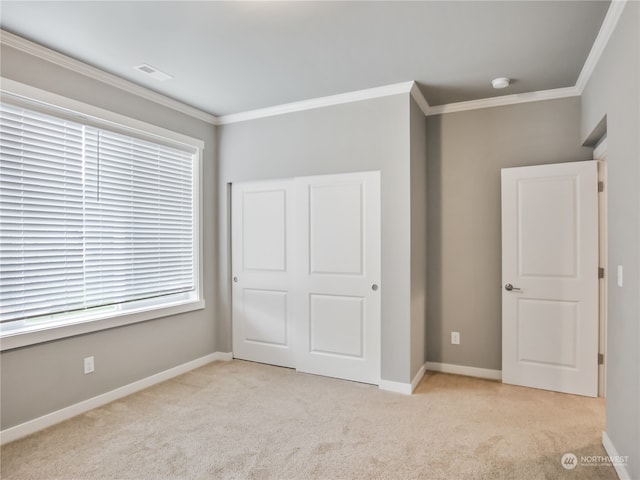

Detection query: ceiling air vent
xmin=133 ymin=63 xmax=173 ymax=82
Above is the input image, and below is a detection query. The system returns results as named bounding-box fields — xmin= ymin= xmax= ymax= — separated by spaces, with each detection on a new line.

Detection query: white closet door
xmin=232 ymin=180 xmax=295 ymax=368
xmin=295 ymin=171 xmax=381 ymax=384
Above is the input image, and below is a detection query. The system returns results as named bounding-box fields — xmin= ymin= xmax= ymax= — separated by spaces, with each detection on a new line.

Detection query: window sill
xmin=0 ymin=299 xmax=205 ymax=352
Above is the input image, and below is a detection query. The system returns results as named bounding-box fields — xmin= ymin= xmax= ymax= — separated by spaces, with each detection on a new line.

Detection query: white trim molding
xmin=0 ymin=78 xmax=205 ymax=150
xmin=575 ymin=0 xmax=628 ymax=93
xmin=425 ymin=362 xmax=502 ymax=381
xmin=425 ymin=0 xmax=628 ymax=116
xmin=378 ymin=363 xmax=426 ymax=395
xmin=217 ymin=81 xmax=415 ymax=125
xmin=411 ymin=363 xmax=427 ymax=391
xmin=0 ymin=352 xmax=233 ymax=445
xmin=410 ymin=82 xmax=430 ymax=116
xmin=0 ymin=29 xmax=218 ymax=125
xmin=593 ymin=136 xmax=608 ymax=160
xmin=426 ymin=86 xmax=579 ymax=116
xmin=602 ymin=431 xmax=632 ymax=480
xmin=214 ymin=0 xmax=625 ymax=124
xmin=378 ymin=379 xmax=412 ymax=395
xmin=0 ymin=1 xmax=627 ymax=125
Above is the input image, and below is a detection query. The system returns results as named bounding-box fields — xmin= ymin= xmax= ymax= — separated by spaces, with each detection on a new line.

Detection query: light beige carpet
xmin=1 ymin=360 xmax=617 ymax=480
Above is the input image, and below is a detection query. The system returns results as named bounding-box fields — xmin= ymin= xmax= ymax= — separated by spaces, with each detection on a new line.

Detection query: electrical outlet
xmin=84 ymin=356 xmax=95 ymax=374
xmin=451 ymin=331 xmax=460 ymax=345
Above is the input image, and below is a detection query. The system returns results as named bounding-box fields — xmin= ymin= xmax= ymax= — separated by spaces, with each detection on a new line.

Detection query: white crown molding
xmin=575 ymin=0 xmax=628 ymax=93
xmin=216 ymin=0 xmax=624 ymax=124
xmin=410 ymin=82 xmax=430 ymax=116
xmin=217 ymin=81 xmax=415 ymax=125
xmin=426 ymin=0 xmax=626 ymax=117
xmin=1 ymin=0 xmax=625 ymax=124
xmin=426 ymin=86 xmax=580 ymax=116
xmin=0 ymin=29 xmax=219 ymax=125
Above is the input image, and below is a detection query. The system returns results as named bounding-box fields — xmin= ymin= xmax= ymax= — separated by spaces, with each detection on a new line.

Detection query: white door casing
xmin=231 ymin=171 xmax=381 ymax=384
xmin=501 ymin=161 xmax=599 ymax=397
xmin=232 ymin=180 xmax=295 ymax=368
xmin=595 ymin=143 xmax=608 ymax=398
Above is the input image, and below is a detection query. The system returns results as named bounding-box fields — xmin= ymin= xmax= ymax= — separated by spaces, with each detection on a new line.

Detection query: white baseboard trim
xmin=411 ymin=363 xmax=427 ymax=391
xmin=378 ymin=379 xmax=412 ymax=395
xmin=379 ymin=363 xmax=426 ymax=395
xmin=0 ymin=351 xmax=233 ymax=445
xmin=602 ymin=430 xmax=632 ymax=480
xmin=425 ymin=362 xmax=502 ymax=381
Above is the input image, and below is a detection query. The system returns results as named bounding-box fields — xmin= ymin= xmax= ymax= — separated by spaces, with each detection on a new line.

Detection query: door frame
xmin=594 ymin=138 xmax=608 ymax=398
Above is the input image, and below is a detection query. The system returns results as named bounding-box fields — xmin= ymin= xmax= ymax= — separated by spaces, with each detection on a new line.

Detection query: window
xmin=0 ymin=95 xmax=203 ymax=347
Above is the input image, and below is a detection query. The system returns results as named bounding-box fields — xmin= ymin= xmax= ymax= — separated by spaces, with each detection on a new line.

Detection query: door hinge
xmin=598 ymin=353 xmax=604 ymax=365
xmin=598 ymin=267 xmax=605 ymax=279
xmin=598 ymin=181 xmax=604 ymax=192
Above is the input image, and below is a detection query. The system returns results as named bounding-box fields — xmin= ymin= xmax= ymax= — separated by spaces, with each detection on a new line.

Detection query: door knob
xmin=504 ymin=283 xmax=521 ymax=291
xmin=371 ymin=284 xmax=379 ymax=291
xmin=233 ymin=276 xmax=238 ymax=283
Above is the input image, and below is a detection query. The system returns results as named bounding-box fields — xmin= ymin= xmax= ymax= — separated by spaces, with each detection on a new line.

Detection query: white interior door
xmin=501 ymin=161 xmax=599 ymax=397
xmin=232 ymin=180 xmax=295 ymax=368
xmin=232 ymin=172 xmax=381 ymax=384
xmin=295 ymin=172 xmax=381 ymax=384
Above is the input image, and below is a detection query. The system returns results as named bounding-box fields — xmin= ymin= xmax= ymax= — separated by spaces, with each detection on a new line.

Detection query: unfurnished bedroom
xmin=0 ymin=1 xmax=638 ymax=479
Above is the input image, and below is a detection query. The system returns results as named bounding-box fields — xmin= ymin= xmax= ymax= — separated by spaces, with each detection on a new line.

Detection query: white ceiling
xmin=0 ymin=1 xmax=611 ymax=117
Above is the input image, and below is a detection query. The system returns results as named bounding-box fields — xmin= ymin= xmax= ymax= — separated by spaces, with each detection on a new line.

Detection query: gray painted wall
xmin=425 ymin=97 xmax=593 ymax=371
xmin=217 ymin=95 xmax=418 ymax=383
xmin=3 ymin=15 xmax=636 ymax=472
xmin=581 ymin=2 xmax=640 ymax=478
xmin=410 ymin=97 xmax=427 ymax=379
xmin=0 ymin=46 xmax=218 ymax=430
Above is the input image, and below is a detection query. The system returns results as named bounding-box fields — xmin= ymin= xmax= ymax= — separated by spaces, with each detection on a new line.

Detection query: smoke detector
xmin=492 ymin=77 xmax=510 ymax=89
xmin=134 ymin=64 xmax=173 ymax=82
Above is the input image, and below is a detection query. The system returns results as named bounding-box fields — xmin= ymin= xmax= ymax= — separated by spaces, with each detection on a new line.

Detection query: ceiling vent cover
xmin=134 ymin=64 xmax=173 ymax=82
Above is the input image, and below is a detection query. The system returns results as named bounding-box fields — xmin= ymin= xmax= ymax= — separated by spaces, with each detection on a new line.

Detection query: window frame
xmin=0 ymin=78 xmax=205 ymax=351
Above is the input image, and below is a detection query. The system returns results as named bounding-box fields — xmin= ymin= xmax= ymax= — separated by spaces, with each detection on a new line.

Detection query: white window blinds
xmin=0 ymin=101 xmax=196 ymax=324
